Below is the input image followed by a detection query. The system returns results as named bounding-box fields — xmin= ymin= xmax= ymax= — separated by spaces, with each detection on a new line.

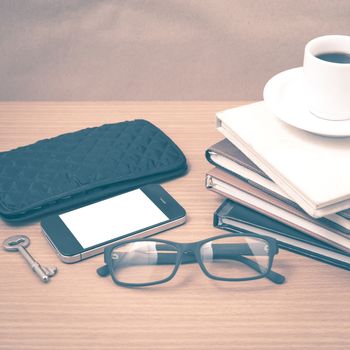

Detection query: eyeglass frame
xmin=97 ymin=232 xmax=285 ymax=287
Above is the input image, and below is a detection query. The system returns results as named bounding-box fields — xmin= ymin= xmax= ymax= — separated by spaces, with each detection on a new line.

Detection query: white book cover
xmin=216 ymin=101 xmax=350 ymax=218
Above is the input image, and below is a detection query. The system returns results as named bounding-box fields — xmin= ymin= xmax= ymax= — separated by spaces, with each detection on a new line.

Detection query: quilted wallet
xmin=0 ymin=119 xmax=187 ymax=222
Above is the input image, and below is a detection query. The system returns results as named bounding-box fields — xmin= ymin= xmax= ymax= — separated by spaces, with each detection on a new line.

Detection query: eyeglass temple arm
xmin=97 ymin=264 xmax=111 ymax=277
xmin=212 ymin=244 xmax=284 ymax=284
xmin=229 ymin=255 xmax=285 ymax=284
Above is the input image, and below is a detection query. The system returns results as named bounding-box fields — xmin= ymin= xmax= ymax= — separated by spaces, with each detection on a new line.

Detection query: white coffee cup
xmin=303 ymin=35 xmax=350 ymax=121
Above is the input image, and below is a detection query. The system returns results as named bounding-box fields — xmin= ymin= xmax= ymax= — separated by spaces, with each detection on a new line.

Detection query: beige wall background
xmin=1 ymin=0 xmax=349 ymax=100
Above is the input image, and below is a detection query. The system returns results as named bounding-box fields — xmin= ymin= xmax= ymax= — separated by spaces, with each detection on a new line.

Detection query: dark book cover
xmin=214 ymin=199 xmax=350 ymax=271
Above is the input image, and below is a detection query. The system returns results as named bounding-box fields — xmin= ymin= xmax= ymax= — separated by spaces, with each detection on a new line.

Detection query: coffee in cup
xmin=316 ymin=52 xmax=350 ymax=64
xmin=303 ymin=35 xmax=350 ymax=121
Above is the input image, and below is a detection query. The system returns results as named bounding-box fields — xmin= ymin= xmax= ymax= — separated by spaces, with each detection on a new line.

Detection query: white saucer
xmin=263 ymin=67 xmax=350 ymax=137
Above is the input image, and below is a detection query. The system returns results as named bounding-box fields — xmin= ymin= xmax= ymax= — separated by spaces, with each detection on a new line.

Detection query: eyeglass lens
xmin=110 ymin=241 xmax=178 ymax=285
xmin=200 ymin=236 xmax=271 ymax=279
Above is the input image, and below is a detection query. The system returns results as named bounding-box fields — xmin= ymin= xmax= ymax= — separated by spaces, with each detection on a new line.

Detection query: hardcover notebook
xmin=216 ymin=101 xmax=350 ymax=218
xmin=206 ymin=139 xmax=350 ymax=231
xmin=214 ymin=199 xmax=350 ymax=271
xmin=206 ymin=167 xmax=350 ymax=254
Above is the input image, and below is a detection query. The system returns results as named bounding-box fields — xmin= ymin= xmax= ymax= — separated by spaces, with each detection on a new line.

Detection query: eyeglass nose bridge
xmin=181 ymin=242 xmax=198 ymax=253
xmin=178 ymin=243 xmax=200 ymax=264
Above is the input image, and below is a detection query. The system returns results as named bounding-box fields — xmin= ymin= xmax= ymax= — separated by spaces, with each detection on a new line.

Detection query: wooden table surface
xmin=0 ymin=102 xmax=349 ymax=350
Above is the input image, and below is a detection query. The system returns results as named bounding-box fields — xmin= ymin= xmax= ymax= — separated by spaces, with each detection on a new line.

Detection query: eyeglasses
xmin=96 ymin=233 xmax=285 ymax=287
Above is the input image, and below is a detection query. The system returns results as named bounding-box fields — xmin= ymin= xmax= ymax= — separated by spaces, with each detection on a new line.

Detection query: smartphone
xmin=41 ymin=184 xmax=186 ymax=263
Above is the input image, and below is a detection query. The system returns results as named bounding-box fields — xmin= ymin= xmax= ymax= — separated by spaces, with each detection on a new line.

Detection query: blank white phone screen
xmin=59 ymin=189 xmax=169 ymax=249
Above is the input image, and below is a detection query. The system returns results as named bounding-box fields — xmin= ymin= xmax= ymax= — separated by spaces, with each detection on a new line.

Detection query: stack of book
xmin=205 ymin=101 xmax=350 ymax=270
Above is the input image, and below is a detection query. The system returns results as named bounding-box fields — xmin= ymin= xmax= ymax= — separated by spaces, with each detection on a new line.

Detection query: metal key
xmin=3 ymin=235 xmax=57 ymax=283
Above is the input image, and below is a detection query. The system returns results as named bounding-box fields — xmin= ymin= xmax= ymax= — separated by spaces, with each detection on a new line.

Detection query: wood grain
xmin=0 ymin=102 xmax=349 ymax=350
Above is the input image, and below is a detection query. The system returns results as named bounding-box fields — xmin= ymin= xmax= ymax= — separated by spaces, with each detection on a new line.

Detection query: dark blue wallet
xmin=0 ymin=119 xmax=187 ymax=222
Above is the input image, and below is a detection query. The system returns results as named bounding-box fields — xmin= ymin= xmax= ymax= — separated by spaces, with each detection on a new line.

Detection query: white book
xmin=216 ymin=101 xmax=350 ymax=218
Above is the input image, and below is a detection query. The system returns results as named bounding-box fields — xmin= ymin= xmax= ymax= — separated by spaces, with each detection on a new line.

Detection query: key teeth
xmin=42 ymin=266 xmax=58 ymax=277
